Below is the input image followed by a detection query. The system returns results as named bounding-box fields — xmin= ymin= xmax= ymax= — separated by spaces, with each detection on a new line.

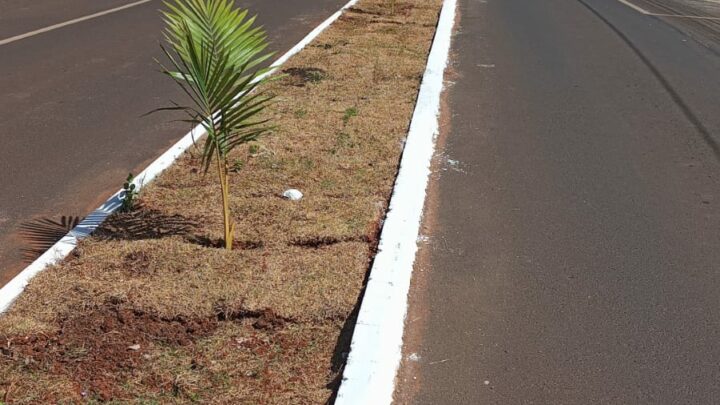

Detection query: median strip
xmin=0 ymin=0 xmax=444 ymax=402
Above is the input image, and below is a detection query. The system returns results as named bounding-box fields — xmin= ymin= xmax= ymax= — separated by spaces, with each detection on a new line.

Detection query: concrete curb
xmin=334 ymin=0 xmax=457 ymax=402
xmin=0 ymin=0 xmax=359 ymax=315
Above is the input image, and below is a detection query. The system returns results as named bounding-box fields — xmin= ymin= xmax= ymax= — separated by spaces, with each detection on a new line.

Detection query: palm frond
xmin=160 ymin=0 xmax=274 ymax=171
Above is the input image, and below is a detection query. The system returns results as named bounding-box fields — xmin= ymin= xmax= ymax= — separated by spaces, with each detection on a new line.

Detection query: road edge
xmin=334 ymin=0 xmax=457 ymax=402
xmin=0 ymin=0 xmax=359 ymax=315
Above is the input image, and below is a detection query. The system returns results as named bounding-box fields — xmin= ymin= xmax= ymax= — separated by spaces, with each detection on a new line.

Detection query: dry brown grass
xmin=0 ymin=0 xmax=442 ymax=402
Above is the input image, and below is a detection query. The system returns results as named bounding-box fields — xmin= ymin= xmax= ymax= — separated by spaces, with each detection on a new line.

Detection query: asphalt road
xmin=0 ymin=0 xmax=348 ymax=286
xmin=401 ymin=0 xmax=720 ymax=403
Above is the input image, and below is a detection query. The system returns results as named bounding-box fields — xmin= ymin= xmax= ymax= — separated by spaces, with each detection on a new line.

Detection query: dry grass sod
xmin=0 ymin=0 xmax=443 ymax=402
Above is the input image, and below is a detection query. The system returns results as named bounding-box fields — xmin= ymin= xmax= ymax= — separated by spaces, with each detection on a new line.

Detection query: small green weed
xmin=230 ymin=158 xmax=245 ymax=173
xmin=342 ymin=107 xmax=358 ymax=125
xmin=121 ymin=173 xmax=138 ymax=212
xmin=294 ymin=109 xmax=307 ymax=118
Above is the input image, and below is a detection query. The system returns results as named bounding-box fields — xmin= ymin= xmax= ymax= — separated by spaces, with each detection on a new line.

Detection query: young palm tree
xmin=158 ymin=0 xmax=274 ymax=249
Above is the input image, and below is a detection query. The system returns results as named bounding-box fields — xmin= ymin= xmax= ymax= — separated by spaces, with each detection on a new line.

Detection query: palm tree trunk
xmin=216 ymin=152 xmax=234 ymax=250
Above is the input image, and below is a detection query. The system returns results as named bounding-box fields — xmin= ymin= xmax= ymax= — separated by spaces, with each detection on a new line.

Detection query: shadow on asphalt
xmin=18 ymin=216 xmax=83 ymax=263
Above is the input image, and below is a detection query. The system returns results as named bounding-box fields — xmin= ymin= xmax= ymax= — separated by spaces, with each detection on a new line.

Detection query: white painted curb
xmin=0 ymin=0 xmax=359 ymax=315
xmin=334 ymin=0 xmax=457 ymax=402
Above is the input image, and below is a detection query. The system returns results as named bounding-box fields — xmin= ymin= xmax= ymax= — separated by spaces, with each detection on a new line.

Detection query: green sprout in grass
xmin=343 ymin=106 xmax=358 ymax=125
xmin=121 ymin=173 xmax=138 ymax=212
xmin=230 ymin=158 xmax=244 ymax=173
xmin=156 ymin=0 xmax=275 ymax=249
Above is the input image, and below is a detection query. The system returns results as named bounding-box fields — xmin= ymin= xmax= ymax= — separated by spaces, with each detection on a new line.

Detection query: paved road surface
xmin=0 ymin=0 xmax=348 ymax=286
xmin=400 ymin=0 xmax=720 ymax=403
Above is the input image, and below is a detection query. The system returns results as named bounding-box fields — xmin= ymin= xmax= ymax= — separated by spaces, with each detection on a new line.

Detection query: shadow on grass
xmin=325 ymin=234 xmax=379 ymax=404
xmin=324 ymin=290 xmax=365 ymax=405
xmin=94 ymin=208 xmax=198 ymax=241
xmin=185 ymin=234 xmax=265 ymax=250
xmin=325 ymin=193 xmax=386 ymax=404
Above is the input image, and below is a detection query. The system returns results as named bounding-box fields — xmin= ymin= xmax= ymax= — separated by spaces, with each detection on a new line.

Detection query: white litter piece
xmin=282 ymin=189 xmax=303 ymax=201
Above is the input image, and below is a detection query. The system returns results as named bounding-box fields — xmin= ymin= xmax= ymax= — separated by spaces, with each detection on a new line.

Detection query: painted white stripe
xmin=0 ymin=0 xmax=154 ymax=46
xmin=653 ymin=12 xmax=720 ymax=20
xmin=616 ymin=0 xmax=720 ymax=20
xmin=334 ymin=0 xmax=457 ymax=402
xmin=0 ymin=0 xmax=359 ymax=315
xmin=617 ymin=0 xmax=653 ymax=14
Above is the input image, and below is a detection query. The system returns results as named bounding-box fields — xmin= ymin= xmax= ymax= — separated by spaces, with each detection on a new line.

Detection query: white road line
xmin=654 ymin=12 xmax=720 ymax=20
xmin=616 ymin=0 xmax=720 ymax=20
xmin=617 ymin=0 xmax=653 ymax=14
xmin=0 ymin=0 xmax=154 ymax=46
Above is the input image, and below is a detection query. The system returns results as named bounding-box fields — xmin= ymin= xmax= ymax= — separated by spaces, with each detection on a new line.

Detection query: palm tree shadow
xmin=94 ymin=208 xmax=199 ymax=241
xmin=18 ymin=216 xmax=83 ymax=263
xmin=18 ymin=209 xmax=199 ymax=263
